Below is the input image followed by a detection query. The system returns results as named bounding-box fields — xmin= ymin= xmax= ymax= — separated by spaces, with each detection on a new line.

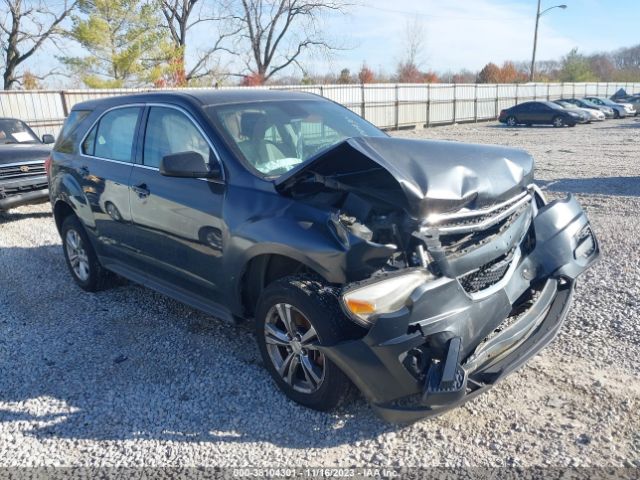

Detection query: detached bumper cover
xmin=321 ymin=195 xmax=599 ymax=423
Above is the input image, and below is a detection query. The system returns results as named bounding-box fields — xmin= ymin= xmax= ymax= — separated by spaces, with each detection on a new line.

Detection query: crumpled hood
xmin=276 ymin=136 xmax=534 ymax=218
xmin=0 ymin=144 xmax=51 ymax=165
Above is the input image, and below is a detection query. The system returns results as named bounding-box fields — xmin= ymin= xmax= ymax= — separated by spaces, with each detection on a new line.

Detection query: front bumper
xmin=321 ymin=195 xmax=599 ymax=423
xmin=0 ymin=174 xmax=49 ymax=211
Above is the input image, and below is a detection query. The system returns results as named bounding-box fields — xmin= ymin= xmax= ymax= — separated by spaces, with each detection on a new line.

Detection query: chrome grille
xmin=0 ymin=163 xmax=46 ymax=179
xmin=419 ymin=190 xmax=534 ymax=294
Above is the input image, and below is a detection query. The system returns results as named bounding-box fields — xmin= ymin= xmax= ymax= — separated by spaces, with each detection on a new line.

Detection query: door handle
xmin=132 ymin=183 xmax=150 ymax=198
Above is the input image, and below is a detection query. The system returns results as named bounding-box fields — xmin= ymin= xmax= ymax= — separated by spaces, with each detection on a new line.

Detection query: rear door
xmin=127 ymin=105 xmax=227 ymax=303
xmin=79 ymin=106 xmax=142 ymax=258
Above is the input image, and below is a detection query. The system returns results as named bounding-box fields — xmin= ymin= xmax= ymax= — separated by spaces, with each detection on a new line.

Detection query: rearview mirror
xmin=42 ymin=134 xmax=55 ymax=144
xmin=159 ymin=151 xmax=222 ymax=179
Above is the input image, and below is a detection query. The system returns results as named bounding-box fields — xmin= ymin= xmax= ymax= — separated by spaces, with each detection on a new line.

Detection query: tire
xmin=552 ymin=116 xmax=565 ymax=128
xmin=255 ymin=275 xmax=358 ymax=411
xmin=613 ymin=110 xmax=620 ymax=119
xmin=61 ymin=215 xmax=111 ymax=292
xmin=506 ymin=116 xmax=517 ymax=127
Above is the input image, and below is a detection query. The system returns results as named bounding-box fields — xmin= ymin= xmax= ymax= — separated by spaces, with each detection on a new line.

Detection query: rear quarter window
xmin=54 ymin=110 xmax=91 ymax=153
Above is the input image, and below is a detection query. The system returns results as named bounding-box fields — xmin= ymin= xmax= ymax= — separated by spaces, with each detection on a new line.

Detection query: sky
xmin=314 ymin=0 xmax=640 ymax=75
xmin=30 ymin=0 xmax=640 ymax=86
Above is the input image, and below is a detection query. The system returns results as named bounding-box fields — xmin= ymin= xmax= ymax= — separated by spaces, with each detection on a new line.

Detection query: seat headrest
xmin=240 ymin=111 xmax=268 ymax=139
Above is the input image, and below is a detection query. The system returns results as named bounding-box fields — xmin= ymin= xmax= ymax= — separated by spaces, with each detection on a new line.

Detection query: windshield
xmin=543 ymin=101 xmax=564 ymax=110
xmin=0 ymin=119 xmax=39 ymax=144
xmin=556 ymin=101 xmax=576 ymax=109
xmin=207 ymin=100 xmax=385 ymax=177
xmin=581 ymin=99 xmax=600 ymax=109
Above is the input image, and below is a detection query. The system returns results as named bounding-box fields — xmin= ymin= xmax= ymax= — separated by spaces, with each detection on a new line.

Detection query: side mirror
xmin=159 ymin=151 xmax=222 ymax=179
xmin=42 ymin=134 xmax=55 ymax=144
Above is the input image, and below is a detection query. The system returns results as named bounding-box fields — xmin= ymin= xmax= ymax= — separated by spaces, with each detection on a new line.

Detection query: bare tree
xmin=0 ymin=0 xmax=76 ymax=89
xmin=403 ymin=18 xmax=425 ymax=69
xmin=395 ymin=17 xmax=427 ymax=83
xmin=159 ymin=0 xmax=239 ymax=83
xmin=231 ymin=0 xmax=349 ymax=83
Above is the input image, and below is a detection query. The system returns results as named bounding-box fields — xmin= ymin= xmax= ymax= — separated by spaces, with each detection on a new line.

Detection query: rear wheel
xmin=61 ymin=215 xmax=111 ymax=292
xmin=255 ymin=275 xmax=358 ymax=411
xmin=506 ymin=116 xmax=517 ymax=127
xmin=552 ymin=116 xmax=565 ymax=128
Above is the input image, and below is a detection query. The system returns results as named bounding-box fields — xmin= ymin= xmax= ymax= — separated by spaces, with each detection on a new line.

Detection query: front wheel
xmin=255 ymin=275 xmax=358 ymax=411
xmin=552 ymin=116 xmax=565 ymax=128
xmin=506 ymin=116 xmax=517 ymax=127
xmin=613 ymin=110 xmax=620 ymax=119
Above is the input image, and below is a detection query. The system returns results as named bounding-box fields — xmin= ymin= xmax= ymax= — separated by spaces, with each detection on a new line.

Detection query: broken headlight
xmin=342 ymin=270 xmax=431 ymax=327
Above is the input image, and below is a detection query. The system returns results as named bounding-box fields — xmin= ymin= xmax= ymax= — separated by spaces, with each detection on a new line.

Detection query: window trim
xmin=79 ymin=104 xmax=144 ymax=164
xmin=139 ymin=103 xmax=225 ymax=182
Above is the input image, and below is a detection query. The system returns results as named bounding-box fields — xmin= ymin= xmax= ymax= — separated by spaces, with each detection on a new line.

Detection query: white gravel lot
xmin=0 ymin=118 xmax=638 ymax=469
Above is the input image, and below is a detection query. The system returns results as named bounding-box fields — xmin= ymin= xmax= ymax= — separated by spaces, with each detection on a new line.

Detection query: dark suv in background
xmin=498 ymin=101 xmax=582 ymax=127
xmin=48 ymin=90 xmax=599 ymax=422
xmin=0 ymin=117 xmax=55 ymax=211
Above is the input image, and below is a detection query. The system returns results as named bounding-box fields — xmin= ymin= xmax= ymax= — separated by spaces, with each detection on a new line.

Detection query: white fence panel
xmin=1 ymin=81 xmax=637 ymax=136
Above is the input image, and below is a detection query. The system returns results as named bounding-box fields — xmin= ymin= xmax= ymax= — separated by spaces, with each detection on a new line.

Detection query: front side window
xmin=208 ymin=100 xmax=385 ymax=177
xmin=82 ymin=107 xmax=141 ymax=162
xmin=143 ymin=107 xmax=212 ymax=168
xmin=0 ymin=118 xmax=39 ymax=144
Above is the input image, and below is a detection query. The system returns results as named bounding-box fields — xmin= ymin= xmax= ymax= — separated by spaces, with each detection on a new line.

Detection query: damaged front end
xmin=277 ymin=137 xmax=600 ymax=423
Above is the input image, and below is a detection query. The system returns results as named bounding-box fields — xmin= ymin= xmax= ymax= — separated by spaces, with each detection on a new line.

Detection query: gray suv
xmin=48 ymin=90 xmax=599 ymax=422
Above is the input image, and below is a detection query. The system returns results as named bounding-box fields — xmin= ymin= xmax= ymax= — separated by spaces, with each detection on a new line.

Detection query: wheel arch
xmin=53 ymin=199 xmax=76 ymax=234
xmin=238 ymin=253 xmax=334 ymax=319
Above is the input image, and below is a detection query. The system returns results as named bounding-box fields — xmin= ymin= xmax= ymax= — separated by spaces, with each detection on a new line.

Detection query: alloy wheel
xmin=264 ymin=303 xmax=325 ymax=394
xmin=65 ymin=229 xmax=90 ymax=282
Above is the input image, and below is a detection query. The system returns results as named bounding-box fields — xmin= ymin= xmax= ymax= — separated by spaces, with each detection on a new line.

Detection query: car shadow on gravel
xmin=0 ymin=210 xmax=51 ymax=224
xmin=536 ymin=177 xmax=640 ymax=197
xmin=599 ymin=119 xmax=640 ymax=128
xmin=0 ymin=247 xmax=406 ymax=447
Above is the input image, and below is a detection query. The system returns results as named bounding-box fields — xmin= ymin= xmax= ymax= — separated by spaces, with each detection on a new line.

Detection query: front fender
xmin=228 ymin=214 xmax=348 ymax=285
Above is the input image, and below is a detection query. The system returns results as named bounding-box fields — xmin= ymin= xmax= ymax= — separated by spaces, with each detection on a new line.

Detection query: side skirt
xmin=103 ymin=259 xmax=235 ymax=324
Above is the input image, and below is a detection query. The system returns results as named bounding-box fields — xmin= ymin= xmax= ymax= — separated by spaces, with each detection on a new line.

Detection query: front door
xmin=128 ymin=105 xmax=226 ymax=303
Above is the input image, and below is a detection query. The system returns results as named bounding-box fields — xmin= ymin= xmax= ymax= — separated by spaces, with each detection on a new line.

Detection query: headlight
xmin=342 ymin=270 xmax=431 ymax=327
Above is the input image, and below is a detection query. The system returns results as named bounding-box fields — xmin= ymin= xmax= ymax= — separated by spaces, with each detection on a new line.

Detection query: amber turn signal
xmin=345 ymin=299 xmax=376 ymax=315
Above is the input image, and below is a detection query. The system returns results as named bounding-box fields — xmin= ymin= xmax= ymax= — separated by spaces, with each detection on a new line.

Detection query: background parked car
xmin=560 ymin=98 xmax=615 ymax=118
xmin=499 ymin=101 xmax=581 ymax=127
xmin=549 ymin=101 xmax=590 ymax=123
xmin=584 ymin=96 xmax=635 ymax=118
xmin=0 ymin=117 xmax=54 ymax=212
xmin=615 ymin=95 xmax=640 ymax=115
xmin=553 ymin=100 xmax=604 ymax=122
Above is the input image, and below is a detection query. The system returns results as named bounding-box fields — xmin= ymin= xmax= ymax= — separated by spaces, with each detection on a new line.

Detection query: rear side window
xmin=143 ymin=107 xmax=212 ymax=168
xmin=55 ymin=110 xmax=91 ymax=153
xmin=82 ymin=107 xmax=141 ymax=162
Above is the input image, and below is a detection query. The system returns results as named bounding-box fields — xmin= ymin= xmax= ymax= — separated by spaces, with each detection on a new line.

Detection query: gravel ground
xmin=0 ymin=118 xmax=638 ymax=469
